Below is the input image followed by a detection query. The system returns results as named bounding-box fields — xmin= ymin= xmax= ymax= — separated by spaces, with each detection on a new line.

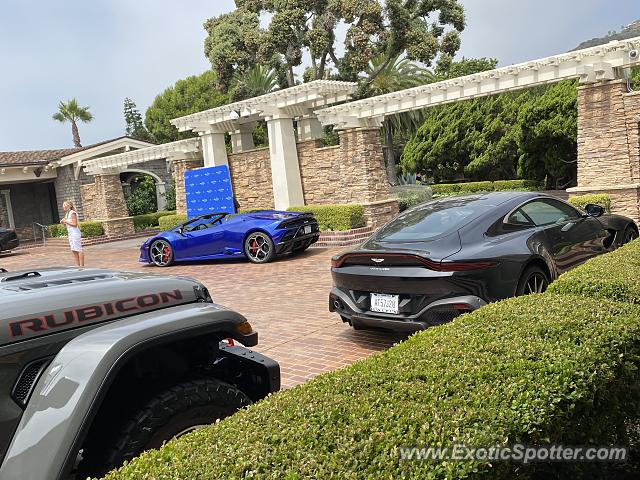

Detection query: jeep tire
xmin=79 ymin=378 xmax=250 ymax=477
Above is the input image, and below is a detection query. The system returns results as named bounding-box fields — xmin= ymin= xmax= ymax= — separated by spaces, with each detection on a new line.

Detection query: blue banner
xmin=184 ymin=165 xmax=235 ymax=219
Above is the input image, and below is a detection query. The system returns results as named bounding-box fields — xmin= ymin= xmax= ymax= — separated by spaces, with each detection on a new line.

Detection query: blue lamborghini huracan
xmin=139 ymin=210 xmax=320 ymax=266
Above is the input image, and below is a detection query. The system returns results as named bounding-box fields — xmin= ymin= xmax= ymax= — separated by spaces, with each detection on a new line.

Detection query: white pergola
xmin=82 ymin=138 xmax=200 ymax=175
xmin=315 ymin=36 xmax=640 ymax=128
xmin=170 ymin=80 xmax=357 ymax=209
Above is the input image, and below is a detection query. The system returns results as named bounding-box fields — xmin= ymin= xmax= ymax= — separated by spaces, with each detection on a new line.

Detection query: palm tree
xmin=52 ymin=99 xmax=94 ymax=147
xmin=365 ymin=55 xmax=434 ymax=184
xmin=232 ymin=65 xmax=279 ymax=100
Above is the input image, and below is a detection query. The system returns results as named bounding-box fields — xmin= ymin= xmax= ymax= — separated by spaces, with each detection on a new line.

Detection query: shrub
xmin=158 ymin=213 xmax=187 ymax=231
xmin=49 ymin=221 xmax=104 ymax=238
xmin=132 ymin=211 xmax=176 ymax=231
xmin=80 ymin=221 xmax=104 ymax=238
xmin=568 ymin=193 xmax=611 ymax=213
xmin=126 ymin=176 xmax=157 ymax=216
xmin=430 ymin=179 xmax=543 ymax=196
xmin=164 ymin=181 xmax=176 ymax=211
xmin=287 ymin=204 xmax=365 ymax=231
xmin=391 ymin=185 xmax=433 ymax=211
xmin=548 ymin=238 xmax=640 ymax=303
xmin=105 ymin=292 xmax=640 ymax=479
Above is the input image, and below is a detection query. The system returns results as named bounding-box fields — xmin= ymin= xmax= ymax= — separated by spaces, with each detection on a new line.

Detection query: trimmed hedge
xmin=391 ymin=185 xmax=433 ymax=211
xmin=132 ymin=211 xmax=176 ymax=231
xmin=431 ymin=179 xmax=543 ymax=196
xmin=287 ymin=204 xmax=365 ymax=231
xmin=104 ymin=291 xmax=640 ymax=479
xmin=104 ymin=241 xmax=640 ymax=479
xmin=158 ymin=214 xmax=187 ymax=231
xmin=568 ymin=193 xmax=612 ymax=213
xmin=548 ymin=238 xmax=640 ymax=303
xmin=49 ymin=221 xmax=104 ymax=238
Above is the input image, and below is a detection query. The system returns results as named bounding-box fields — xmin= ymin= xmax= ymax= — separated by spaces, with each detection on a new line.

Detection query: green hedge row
xmin=287 ymin=204 xmax=365 ymax=231
xmin=49 ymin=221 xmax=104 ymax=238
xmin=105 ymin=241 xmax=640 ymax=479
xmin=431 ymin=179 xmax=543 ymax=196
xmin=158 ymin=213 xmax=188 ymax=231
xmin=548 ymin=238 xmax=640 ymax=303
xmin=568 ymin=193 xmax=612 ymax=213
xmin=132 ymin=211 xmax=176 ymax=231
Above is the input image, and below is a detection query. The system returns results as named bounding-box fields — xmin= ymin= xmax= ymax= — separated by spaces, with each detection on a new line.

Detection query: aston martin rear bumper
xmin=329 ymin=286 xmax=486 ymax=332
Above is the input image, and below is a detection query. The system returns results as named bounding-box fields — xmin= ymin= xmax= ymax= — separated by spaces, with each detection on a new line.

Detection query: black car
xmin=0 ymin=227 xmax=18 ymax=253
xmin=329 ymin=192 xmax=638 ymax=332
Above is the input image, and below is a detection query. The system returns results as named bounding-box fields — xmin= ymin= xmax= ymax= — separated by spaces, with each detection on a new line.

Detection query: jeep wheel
xmin=80 ymin=379 xmax=250 ymax=477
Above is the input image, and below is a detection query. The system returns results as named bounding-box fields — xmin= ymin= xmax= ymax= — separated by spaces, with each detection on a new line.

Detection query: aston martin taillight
xmin=439 ymin=260 xmax=497 ymax=271
xmin=331 ymin=253 xmax=496 ymax=271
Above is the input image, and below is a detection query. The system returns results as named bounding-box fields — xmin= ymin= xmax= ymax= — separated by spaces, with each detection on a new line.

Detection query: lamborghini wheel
xmin=244 ymin=232 xmax=275 ymax=263
xmin=149 ymin=239 xmax=174 ymax=267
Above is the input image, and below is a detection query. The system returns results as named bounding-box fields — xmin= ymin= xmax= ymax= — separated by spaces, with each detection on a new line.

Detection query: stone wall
xmin=228 ymin=147 xmax=274 ymax=209
xmin=173 ymin=158 xmax=203 ymax=214
xmin=569 ymin=79 xmax=640 ymax=221
xmin=217 ymin=128 xmax=397 ymax=226
xmin=80 ymin=183 xmax=98 ymax=220
xmin=54 ymin=165 xmax=84 ymax=220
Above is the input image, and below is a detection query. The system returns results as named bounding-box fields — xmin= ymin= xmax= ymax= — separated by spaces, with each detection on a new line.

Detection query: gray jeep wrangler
xmin=0 ymin=267 xmax=280 ymax=480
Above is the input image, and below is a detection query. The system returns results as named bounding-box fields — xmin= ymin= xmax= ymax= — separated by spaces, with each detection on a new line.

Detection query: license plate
xmin=304 ymin=225 xmax=312 ymax=234
xmin=370 ymin=293 xmax=399 ymax=314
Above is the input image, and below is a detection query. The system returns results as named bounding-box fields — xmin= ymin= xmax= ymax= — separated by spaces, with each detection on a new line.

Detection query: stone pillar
xmin=297 ymin=115 xmax=324 ymax=141
xmin=567 ymin=79 xmax=640 ymax=222
xmin=174 ymin=158 xmax=203 ymax=215
xmin=230 ymin=123 xmax=256 ymax=153
xmin=337 ymin=127 xmax=399 ymax=228
xmin=266 ymin=114 xmax=305 ymax=210
xmin=201 ymin=131 xmax=228 ymax=167
xmin=92 ymin=173 xmax=134 ymax=236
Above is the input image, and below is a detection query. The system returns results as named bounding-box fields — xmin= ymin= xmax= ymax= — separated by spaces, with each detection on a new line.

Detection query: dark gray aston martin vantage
xmin=329 ymin=191 xmax=638 ymax=332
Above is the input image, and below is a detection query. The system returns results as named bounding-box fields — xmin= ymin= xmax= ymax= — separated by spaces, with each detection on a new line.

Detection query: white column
xmin=230 ymin=123 xmax=256 ymax=153
xmin=200 ymin=130 xmax=228 ymax=167
xmin=297 ymin=115 xmax=324 ymax=141
xmin=156 ymin=181 xmax=167 ymax=211
xmin=266 ymin=114 xmax=305 ymax=210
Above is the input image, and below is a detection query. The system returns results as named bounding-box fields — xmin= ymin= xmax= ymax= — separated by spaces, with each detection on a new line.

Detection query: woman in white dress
xmin=60 ymin=201 xmax=84 ymax=266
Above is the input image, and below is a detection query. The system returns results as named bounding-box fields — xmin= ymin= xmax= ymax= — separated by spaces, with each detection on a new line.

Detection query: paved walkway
xmin=0 ymin=240 xmax=406 ymax=389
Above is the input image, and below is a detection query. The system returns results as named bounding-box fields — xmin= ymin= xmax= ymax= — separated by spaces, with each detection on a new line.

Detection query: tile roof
xmin=0 ymin=136 xmax=148 ymax=167
xmin=0 ymin=147 xmax=82 ymax=167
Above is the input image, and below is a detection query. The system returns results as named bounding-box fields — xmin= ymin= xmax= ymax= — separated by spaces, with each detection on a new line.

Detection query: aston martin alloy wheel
xmin=624 ymin=226 xmax=638 ymax=244
xmin=516 ymin=266 xmax=549 ymax=296
xmin=149 ymin=239 xmax=174 ymax=267
xmin=244 ymin=232 xmax=275 ymax=263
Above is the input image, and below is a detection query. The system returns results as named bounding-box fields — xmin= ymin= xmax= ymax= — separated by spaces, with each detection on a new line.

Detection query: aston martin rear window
xmin=374 ymin=199 xmax=485 ymax=242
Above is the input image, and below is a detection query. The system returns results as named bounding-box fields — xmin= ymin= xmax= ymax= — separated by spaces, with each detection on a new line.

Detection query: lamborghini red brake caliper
xmin=163 ymin=246 xmax=170 ymax=262
xmin=251 ymin=240 xmax=258 ymax=254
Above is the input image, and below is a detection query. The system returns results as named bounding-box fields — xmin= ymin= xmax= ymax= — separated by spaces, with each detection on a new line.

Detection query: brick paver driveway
xmin=1 ymin=240 xmax=407 ymax=389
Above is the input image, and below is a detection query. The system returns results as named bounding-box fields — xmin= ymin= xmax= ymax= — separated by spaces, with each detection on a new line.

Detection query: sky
xmin=0 ymin=0 xmax=637 ymax=151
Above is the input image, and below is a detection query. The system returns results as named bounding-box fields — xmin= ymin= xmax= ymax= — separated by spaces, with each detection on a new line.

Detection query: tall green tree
xmin=401 ymin=80 xmax=578 ymax=186
xmin=52 ymin=98 xmax=93 ymax=147
xmin=364 ymin=54 xmax=434 ymax=183
xmin=145 ymin=71 xmax=229 ymax=143
xmin=204 ymin=0 xmax=465 ymax=90
xmin=123 ymin=98 xmax=154 ymax=143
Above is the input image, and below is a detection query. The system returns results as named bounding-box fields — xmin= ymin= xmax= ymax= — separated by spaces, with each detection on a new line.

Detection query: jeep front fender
xmin=0 ymin=303 xmax=260 ymax=480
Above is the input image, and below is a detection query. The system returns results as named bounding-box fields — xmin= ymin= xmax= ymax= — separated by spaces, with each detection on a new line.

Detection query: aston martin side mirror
xmin=585 ymin=204 xmax=604 ymax=217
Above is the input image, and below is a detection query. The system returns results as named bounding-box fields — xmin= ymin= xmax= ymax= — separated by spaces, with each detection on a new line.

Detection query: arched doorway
xmin=120 ymin=169 xmax=167 ymax=213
